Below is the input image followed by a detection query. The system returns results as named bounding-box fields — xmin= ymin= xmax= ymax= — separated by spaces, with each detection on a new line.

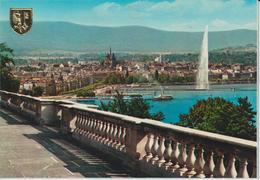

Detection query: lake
xmin=77 ymin=84 xmax=257 ymax=124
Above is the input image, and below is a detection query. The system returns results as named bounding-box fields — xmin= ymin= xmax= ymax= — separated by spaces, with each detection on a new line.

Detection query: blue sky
xmin=0 ymin=0 xmax=257 ymax=31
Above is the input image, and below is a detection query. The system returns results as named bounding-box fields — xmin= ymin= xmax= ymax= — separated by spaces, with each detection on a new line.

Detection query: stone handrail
xmin=0 ymin=90 xmax=257 ymax=178
xmin=140 ymin=119 xmax=256 ymax=178
xmin=60 ymin=104 xmax=256 ymax=178
xmin=0 ymin=90 xmax=97 ymax=125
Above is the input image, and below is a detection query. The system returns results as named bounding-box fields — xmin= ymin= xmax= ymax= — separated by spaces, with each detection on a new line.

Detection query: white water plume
xmin=196 ymin=25 xmax=209 ymax=90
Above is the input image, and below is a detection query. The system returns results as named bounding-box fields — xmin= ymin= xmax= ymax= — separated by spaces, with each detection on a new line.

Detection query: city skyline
xmin=0 ymin=0 xmax=257 ymax=32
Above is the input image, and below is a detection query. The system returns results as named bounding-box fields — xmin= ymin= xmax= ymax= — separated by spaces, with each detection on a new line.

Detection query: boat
xmin=77 ymin=97 xmax=97 ymax=100
xmin=152 ymin=88 xmax=173 ymax=101
xmin=129 ymin=94 xmax=143 ymax=98
xmin=99 ymin=96 xmax=114 ymax=100
xmin=152 ymin=94 xmax=173 ymax=101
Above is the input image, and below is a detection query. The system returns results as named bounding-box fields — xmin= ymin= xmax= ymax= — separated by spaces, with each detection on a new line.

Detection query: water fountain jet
xmin=196 ymin=25 xmax=209 ymax=90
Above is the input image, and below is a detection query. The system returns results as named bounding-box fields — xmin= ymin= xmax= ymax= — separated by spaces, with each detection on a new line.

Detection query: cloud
xmin=0 ymin=0 xmax=256 ymax=31
xmin=210 ymin=18 xmax=257 ymax=31
xmin=93 ymin=2 xmax=121 ymax=15
xmin=211 ymin=19 xmax=231 ymax=28
xmin=85 ymin=0 xmax=256 ymax=31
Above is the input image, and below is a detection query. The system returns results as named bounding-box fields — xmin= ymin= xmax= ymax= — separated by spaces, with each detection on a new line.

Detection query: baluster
xmin=144 ymin=133 xmax=154 ymax=162
xmin=105 ymin=122 xmax=111 ymax=145
xmin=80 ymin=116 xmax=87 ymax=143
xmin=194 ymin=145 xmax=205 ymax=178
xmin=238 ymin=158 xmax=249 ymax=178
xmin=163 ymin=137 xmax=173 ymax=170
xmin=78 ymin=114 xmax=84 ymax=135
xmin=112 ymin=124 xmax=118 ymax=148
xmin=204 ymin=150 xmax=215 ymax=177
xmin=87 ymin=118 xmax=94 ymax=139
xmin=213 ymin=151 xmax=225 ymax=177
xmin=97 ymin=120 xmax=103 ymax=142
xmin=120 ymin=127 xmax=126 ymax=152
xmin=7 ymin=98 xmax=11 ymax=105
xmin=151 ymin=135 xmax=159 ymax=165
xmin=101 ymin=121 xmax=107 ymax=143
xmin=94 ymin=119 xmax=100 ymax=140
xmin=94 ymin=119 xmax=100 ymax=141
xmin=82 ymin=115 xmax=88 ymax=137
xmin=224 ymin=153 xmax=237 ymax=178
xmin=20 ymin=101 xmax=24 ymax=110
xmin=108 ymin=123 xmax=114 ymax=146
xmin=185 ymin=143 xmax=196 ymax=177
xmin=156 ymin=136 xmax=166 ymax=167
xmin=89 ymin=118 xmax=96 ymax=139
xmin=85 ymin=116 xmax=91 ymax=137
xmin=168 ymin=140 xmax=180 ymax=173
xmin=94 ymin=119 xmax=101 ymax=141
xmin=175 ymin=142 xmax=188 ymax=176
xmin=74 ymin=114 xmax=80 ymax=136
xmin=115 ymin=126 xmax=122 ymax=149
xmin=77 ymin=114 xmax=83 ymax=138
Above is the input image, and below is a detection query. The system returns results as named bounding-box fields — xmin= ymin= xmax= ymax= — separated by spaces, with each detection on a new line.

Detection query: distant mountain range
xmin=0 ymin=21 xmax=257 ymax=54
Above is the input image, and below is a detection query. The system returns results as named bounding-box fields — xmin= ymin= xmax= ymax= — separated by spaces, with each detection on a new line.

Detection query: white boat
xmin=152 ymin=88 xmax=173 ymax=101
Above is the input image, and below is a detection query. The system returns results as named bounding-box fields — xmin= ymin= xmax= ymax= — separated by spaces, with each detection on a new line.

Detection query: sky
xmin=0 ymin=0 xmax=257 ymax=32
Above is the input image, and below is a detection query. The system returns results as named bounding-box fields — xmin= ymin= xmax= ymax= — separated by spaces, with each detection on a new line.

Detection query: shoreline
xmin=41 ymin=83 xmax=256 ymax=100
xmin=118 ymin=83 xmax=256 ymax=91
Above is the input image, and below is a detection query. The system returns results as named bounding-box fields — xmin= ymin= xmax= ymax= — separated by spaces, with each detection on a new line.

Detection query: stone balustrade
xmin=0 ymin=90 xmax=97 ymax=125
xmin=0 ymin=90 xmax=257 ymax=178
xmin=139 ymin=120 xmax=256 ymax=178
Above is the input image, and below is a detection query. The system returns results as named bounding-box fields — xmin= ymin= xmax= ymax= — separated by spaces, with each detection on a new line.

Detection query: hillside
xmin=0 ymin=21 xmax=257 ymax=54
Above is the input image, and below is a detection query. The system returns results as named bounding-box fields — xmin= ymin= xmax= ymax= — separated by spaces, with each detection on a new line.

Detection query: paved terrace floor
xmin=0 ymin=108 xmax=134 ymax=178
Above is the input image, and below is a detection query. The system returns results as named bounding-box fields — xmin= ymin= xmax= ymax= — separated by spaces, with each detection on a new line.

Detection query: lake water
xmin=78 ymin=84 xmax=257 ymax=124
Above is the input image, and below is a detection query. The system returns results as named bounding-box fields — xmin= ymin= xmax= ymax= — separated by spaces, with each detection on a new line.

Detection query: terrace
xmin=0 ymin=90 xmax=257 ymax=178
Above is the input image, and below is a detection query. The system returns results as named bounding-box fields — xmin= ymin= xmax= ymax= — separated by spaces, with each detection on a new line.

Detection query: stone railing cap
xmin=142 ymin=118 xmax=256 ymax=149
xmin=1 ymin=90 xmax=256 ymax=150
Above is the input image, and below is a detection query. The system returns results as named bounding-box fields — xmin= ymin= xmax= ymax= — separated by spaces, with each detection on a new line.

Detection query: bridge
xmin=0 ymin=90 xmax=257 ymax=178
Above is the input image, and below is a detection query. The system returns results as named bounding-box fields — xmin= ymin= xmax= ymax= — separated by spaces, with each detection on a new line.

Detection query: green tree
xmin=104 ymin=73 xmax=124 ymax=84
xmin=76 ymin=90 xmax=95 ymax=97
xmin=21 ymin=86 xmax=44 ymax=97
xmin=21 ymin=89 xmax=33 ymax=96
xmin=125 ymin=75 xmax=134 ymax=84
xmin=32 ymin=86 xmax=44 ymax=97
xmin=154 ymin=70 xmax=159 ymax=81
xmin=178 ymin=97 xmax=256 ymax=140
xmin=158 ymin=73 xmax=170 ymax=84
xmin=100 ymin=91 xmax=164 ymax=121
xmin=0 ymin=43 xmax=20 ymax=92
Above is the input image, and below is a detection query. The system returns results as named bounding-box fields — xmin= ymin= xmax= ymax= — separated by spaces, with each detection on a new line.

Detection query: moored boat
xmin=152 ymin=94 xmax=173 ymax=101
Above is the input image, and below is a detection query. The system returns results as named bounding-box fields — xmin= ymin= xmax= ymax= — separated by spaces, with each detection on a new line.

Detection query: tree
xmin=32 ymin=86 xmax=44 ymax=97
xmin=125 ymin=76 xmax=134 ymax=84
xmin=0 ymin=43 xmax=20 ymax=92
xmin=154 ymin=70 xmax=159 ymax=81
xmin=158 ymin=73 xmax=170 ymax=83
xmin=178 ymin=97 xmax=256 ymax=141
xmin=76 ymin=89 xmax=95 ymax=97
xmin=0 ymin=43 xmax=14 ymax=69
xmin=100 ymin=91 xmax=164 ymax=121
xmin=21 ymin=86 xmax=44 ymax=97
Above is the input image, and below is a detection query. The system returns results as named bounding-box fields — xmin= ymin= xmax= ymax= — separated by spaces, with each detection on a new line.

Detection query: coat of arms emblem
xmin=10 ymin=8 xmax=33 ymax=34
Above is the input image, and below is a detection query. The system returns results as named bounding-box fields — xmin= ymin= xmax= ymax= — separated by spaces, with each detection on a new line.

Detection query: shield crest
xmin=10 ymin=8 xmax=33 ymax=34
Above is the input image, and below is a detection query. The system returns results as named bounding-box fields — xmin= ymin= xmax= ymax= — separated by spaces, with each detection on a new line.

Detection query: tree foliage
xmin=178 ymin=97 xmax=256 ymax=140
xmin=76 ymin=90 xmax=95 ymax=97
xmin=104 ymin=73 xmax=148 ymax=84
xmin=155 ymin=72 xmax=195 ymax=84
xmin=100 ymin=91 xmax=164 ymax=121
xmin=0 ymin=43 xmax=20 ymax=92
xmin=21 ymin=86 xmax=44 ymax=97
